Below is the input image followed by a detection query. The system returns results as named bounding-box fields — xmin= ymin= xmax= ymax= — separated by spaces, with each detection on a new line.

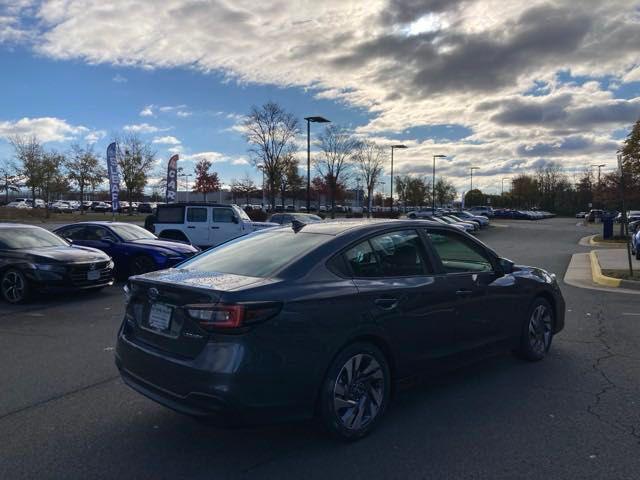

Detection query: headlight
xmin=123 ymin=282 xmax=132 ymax=304
xmin=33 ymin=263 xmax=67 ymax=273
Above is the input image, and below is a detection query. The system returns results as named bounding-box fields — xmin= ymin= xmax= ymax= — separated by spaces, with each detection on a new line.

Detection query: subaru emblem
xmin=148 ymin=288 xmax=159 ymax=301
xmin=89 ymin=263 xmax=96 ymax=271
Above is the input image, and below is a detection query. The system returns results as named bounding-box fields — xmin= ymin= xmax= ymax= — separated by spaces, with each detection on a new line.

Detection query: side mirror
xmin=232 ymin=216 xmax=239 ymax=224
xmin=65 ymin=237 xmax=74 ymax=244
xmin=102 ymin=236 xmax=117 ymax=243
xmin=498 ymin=257 xmax=514 ymax=275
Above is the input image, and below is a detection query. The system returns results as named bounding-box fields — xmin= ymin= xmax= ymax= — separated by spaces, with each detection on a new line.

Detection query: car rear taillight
xmin=185 ymin=302 xmax=281 ymax=331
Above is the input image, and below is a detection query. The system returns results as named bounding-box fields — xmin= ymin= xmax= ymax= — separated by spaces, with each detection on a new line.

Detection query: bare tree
xmin=66 ymin=144 xmax=106 ymax=214
xmin=244 ymin=101 xmax=299 ymax=209
xmin=0 ymin=165 xmax=21 ymax=204
xmin=316 ymin=125 xmax=358 ymax=218
xmin=40 ymin=151 xmax=68 ymax=218
xmin=114 ymin=133 xmax=156 ymax=213
xmin=8 ymin=135 xmax=44 ymax=205
xmin=231 ymin=173 xmax=257 ymax=206
xmin=354 ymin=140 xmax=384 ymax=217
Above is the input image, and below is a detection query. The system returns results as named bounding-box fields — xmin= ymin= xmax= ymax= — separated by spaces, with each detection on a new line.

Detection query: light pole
xmin=591 ymin=164 xmax=605 ymax=207
xmin=432 ymin=154 xmax=446 ymax=211
xmin=390 ymin=144 xmax=407 ymax=212
xmin=355 ymin=177 xmax=361 ymax=209
xmin=469 ymin=167 xmax=479 ymax=192
xmin=257 ymin=164 xmax=266 ymax=209
xmin=179 ymin=173 xmax=192 ymax=202
xmin=304 ymin=116 xmax=331 ymax=212
xmin=378 ymin=181 xmax=386 ymax=209
xmin=501 ymin=177 xmax=510 ymax=195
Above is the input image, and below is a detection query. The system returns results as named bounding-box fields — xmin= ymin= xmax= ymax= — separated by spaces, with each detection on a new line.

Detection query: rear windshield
xmin=178 ymin=230 xmax=331 ymax=277
xmin=0 ymin=227 xmax=68 ymax=249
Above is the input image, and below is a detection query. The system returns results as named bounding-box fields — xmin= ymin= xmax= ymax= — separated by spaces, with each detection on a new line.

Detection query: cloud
xmin=112 ymin=73 xmax=127 ymax=83
xmin=232 ymin=157 xmax=249 ymax=165
xmin=139 ymin=105 xmax=154 ymax=116
xmin=123 ymin=123 xmax=169 ymax=133
xmin=182 ymin=151 xmax=227 ymax=163
xmin=152 ymin=135 xmax=181 ymax=145
xmin=0 ymin=117 xmax=88 ymax=142
xmin=84 ymin=129 xmax=106 ymax=143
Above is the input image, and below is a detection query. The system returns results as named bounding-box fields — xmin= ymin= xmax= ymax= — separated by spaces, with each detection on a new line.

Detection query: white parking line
xmin=621 ymin=313 xmax=640 ymax=316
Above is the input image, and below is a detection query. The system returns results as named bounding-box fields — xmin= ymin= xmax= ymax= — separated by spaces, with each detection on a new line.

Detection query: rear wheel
xmin=130 ymin=255 xmax=156 ymax=276
xmin=319 ymin=342 xmax=391 ymax=441
xmin=1 ymin=269 xmax=29 ymax=304
xmin=516 ymin=298 xmax=554 ymax=361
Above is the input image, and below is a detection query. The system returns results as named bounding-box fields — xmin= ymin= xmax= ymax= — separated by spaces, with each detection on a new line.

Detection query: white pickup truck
xmin=153 ymin=203 xmax=277 ymax=249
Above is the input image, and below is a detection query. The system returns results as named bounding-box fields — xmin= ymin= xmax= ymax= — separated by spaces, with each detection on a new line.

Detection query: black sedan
xmin=116 ymin=219 xmax=565 ymax=440
xmin=54 ymin=222 xmax=200 ymax=277
xmin=0 ymin=223 xmax=114 ymax=303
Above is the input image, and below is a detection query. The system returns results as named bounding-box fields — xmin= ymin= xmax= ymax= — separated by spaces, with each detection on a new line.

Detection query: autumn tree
xmin=244 ymin=101 xmax=299 ymax=209
xmin=192 ymin=159 xmax=221 ymax=202
xmin=315 ymin=125 xmax=358 ymax=218
xmin=66 ymin=144 xmax=106 ymax=214
xmin=354 ymin=141 xmax=385 ymax=217
xmin=278 ymin=156 xmax=304 ymax=208
xmin=0 ymin=166 xmax=21 ymax=204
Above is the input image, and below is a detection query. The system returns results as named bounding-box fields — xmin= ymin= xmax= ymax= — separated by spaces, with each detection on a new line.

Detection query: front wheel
xmin=319 ymin=342 xmax=391 ymax=441
xmin=1 ymin=269 xmax=30 ymax=304
xmin=516 ymin=298 xmax=554 ymax=361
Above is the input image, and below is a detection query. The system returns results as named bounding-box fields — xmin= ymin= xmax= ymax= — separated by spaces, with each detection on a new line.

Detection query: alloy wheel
xmin=2 ymin=271 xmax=26 ymax=303
xmin=528 ymin=304 xmax=552 ymax=355
xmin=333 ymin=353 xmax=385 ymax=431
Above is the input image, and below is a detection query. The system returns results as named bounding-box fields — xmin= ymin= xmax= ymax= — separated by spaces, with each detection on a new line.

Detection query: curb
xmin=589 ymin=251 xmax=640 ymax=290
xmin=588 ymin=235 xmax=626 ymax=247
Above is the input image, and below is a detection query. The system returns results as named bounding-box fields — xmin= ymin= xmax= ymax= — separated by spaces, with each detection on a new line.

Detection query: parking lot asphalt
xmin=1 ymin=218 xmax=639 ymax=479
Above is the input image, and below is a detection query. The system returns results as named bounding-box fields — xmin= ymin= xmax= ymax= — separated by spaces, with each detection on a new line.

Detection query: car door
xmin=211 ymin=207 xmax=244 ymax=245
xmin=424 ymin=228 xmax=516 ymax=353
xmin=184 ymin=206 xmax=210 ymax=247
xmin=344 ymin=229 xmax=457 ymax=374
xmin=81 ymin=225 xmax=121 ymax=260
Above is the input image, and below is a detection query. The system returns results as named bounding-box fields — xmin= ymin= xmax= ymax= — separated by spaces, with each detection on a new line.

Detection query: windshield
xmin=233 ymin=205 xmax=251 ymax=221
xmin=110 ymin=224 xmax=156 ymax=241
xmin=0 ymin=227 xmax=69 ymax=249
xmin=178 ymin=230 xmax=331 ymax=277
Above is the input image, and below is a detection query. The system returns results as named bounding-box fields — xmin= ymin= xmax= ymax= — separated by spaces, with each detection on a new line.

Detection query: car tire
xmin=516 ymin=297 xmax=554 ymax=362
xmin=318 ymin=342 xmax=391 ymax=441
xmin=1 ymin=268 xmax=30 ymax=304
xmin=130 ymin=255 xmax=156 ymax=276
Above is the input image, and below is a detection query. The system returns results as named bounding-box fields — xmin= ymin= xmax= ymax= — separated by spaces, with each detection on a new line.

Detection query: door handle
xmin=210 ymin=226 xmax=220 ymax=229
xmin=374 ymin=297 xmax=398 ymax=310
xmin=187 ymin=226 xmax=195 ymax=229
xmin=456 ymin=289 xmax=473 ymax=296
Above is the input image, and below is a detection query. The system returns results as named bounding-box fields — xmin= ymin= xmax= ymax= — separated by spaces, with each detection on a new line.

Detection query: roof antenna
xmin=291 ymin=219 xmax=306 ymax=233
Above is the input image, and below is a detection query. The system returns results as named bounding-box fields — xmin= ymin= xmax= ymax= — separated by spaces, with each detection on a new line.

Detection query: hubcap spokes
xmin=333 ymin=353 xmax=384 ymax=431
xmin=528 ymin=305 xmax=552 ymax=354
xmin=2 ymin=272 xmax=24 ymax=302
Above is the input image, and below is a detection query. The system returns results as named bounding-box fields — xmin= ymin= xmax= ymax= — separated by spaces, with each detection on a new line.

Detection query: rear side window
xmin=427 ymin=230 xmax=493 ymax=273
xmin=156 ymin=205 xmax=185 ymax=223
xmin=187 ymin=207 xmax=207 ymax=222
xmin=345 ymin=230 xmax=429 ymax=278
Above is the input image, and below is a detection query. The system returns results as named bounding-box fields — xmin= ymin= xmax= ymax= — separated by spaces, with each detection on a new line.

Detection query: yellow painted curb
xmin=589 ymin=251 xmax=622 ymax=288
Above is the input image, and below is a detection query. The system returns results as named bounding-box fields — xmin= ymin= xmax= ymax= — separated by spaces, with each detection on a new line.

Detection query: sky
xmin=1 ymin=0 xmax=640 ymax=196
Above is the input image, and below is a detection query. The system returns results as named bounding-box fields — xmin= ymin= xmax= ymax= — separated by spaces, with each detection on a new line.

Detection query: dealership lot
xmin=1 ymin=218 xmax=640 ymax=479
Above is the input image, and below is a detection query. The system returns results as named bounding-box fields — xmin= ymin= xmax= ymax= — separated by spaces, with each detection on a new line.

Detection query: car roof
xmin=56 ymin=221 xmax=141 ymax=227
xmin=0 ymin=223 xmax=44 ymax=229
xmin=282 ymin=218 xmax=448 ymax=236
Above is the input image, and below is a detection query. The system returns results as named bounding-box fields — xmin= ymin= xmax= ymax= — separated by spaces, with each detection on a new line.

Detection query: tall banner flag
xmin=166 ymin=154 xmax=179 ymax=203
xmin=106 ymin=142 xmax=120 ymax=213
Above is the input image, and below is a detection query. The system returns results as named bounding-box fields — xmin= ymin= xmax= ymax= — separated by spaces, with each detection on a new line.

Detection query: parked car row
xmin=406 ymin=209 xmax=490 ymax=233
xmin=492 ymin=209 xmax=556 ymax=220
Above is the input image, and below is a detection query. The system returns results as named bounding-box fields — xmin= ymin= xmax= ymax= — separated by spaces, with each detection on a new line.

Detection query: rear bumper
xmin=115 ymin=326 xmax=313 ymax=426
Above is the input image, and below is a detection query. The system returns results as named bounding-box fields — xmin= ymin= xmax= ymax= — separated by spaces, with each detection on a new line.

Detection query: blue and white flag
xmin=166 ymin=154 xmax=179 ymax=203
xmin=106 ymin=142 xmax=120 ymax=212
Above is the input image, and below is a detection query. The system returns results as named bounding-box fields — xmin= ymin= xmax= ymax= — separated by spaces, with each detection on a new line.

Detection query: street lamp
xmin=390 ymin=144 xmax=408 ymax=212
xmin=257 ymin=164 xmax=266 ymax=209
xmin=179 ymin=173 xmax=192 ymax=202
xmin=469 ymin=167 xmax=479 ymax=192
xmin=432 ymin=154 xmax=446 ymax=211
xmin=591 ymin=164 xmax=605 ymax=207
xmin=501 ymin=177 xmax=510 ymax=195
xmin=304 ymin=116 xmax=331 ymax=211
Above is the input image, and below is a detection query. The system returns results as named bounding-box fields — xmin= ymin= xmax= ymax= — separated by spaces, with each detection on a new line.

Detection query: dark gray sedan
xmin=116 ymin=219 xmax=565 ymax=440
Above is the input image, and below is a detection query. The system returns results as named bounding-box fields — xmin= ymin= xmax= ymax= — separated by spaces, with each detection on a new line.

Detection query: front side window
xmin=427 ymin=230 xmax=493 ymax=273
xmin=344 ymin=230 xmax=428 ymax=278
xmin=59 ymin=225 xmax=86 ymax=240
xmin=187 ymin=207 xmax=207 ymax=222
xmin=213 ymin=208 xmax=235 ymax=223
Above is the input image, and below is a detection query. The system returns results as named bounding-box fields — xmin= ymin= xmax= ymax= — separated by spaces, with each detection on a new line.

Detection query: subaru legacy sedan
xmin=116 ymin=220 xmax=564 ymax=440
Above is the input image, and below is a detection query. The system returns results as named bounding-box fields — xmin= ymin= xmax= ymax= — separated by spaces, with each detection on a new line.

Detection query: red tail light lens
xmin=185 ymin=302 xmax=281 ymax=331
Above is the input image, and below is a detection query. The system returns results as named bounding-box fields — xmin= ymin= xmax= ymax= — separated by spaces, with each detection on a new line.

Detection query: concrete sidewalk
xmin=564 ymin=252 xmax=640 ymax=294
xmin=592 ymin=248 xmax=640 ymax=290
